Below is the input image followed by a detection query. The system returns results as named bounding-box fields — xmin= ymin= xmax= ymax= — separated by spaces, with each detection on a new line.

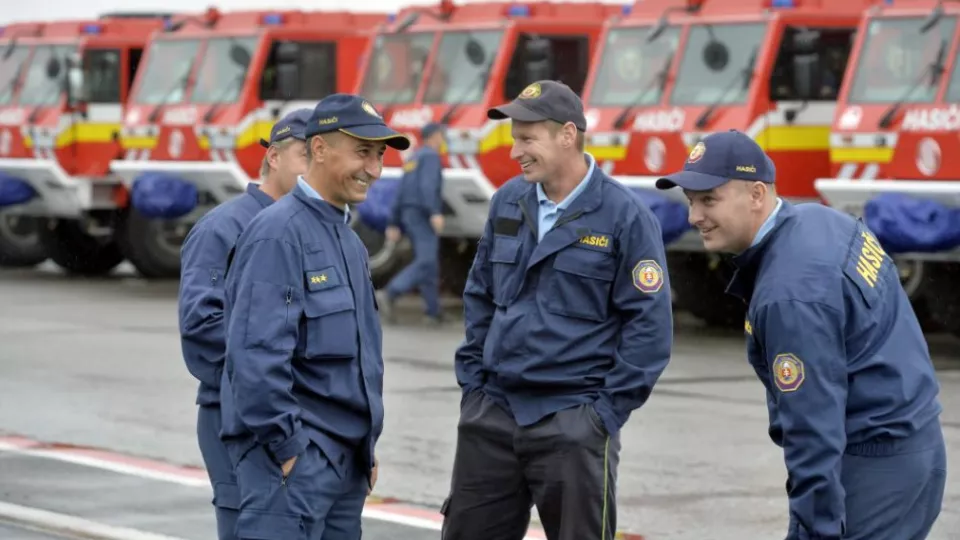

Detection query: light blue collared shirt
xmin=751 ymin=197 xmax=783 ymax=247
xmin=297 ymin=176 xmax=350 ymax=224
xmin=535 ymin=154 xmax=596 ymax=242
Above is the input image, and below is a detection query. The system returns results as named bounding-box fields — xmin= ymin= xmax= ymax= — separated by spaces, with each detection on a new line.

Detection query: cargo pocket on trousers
xmin=236 ymin=509 xmax=305 ymax=540
xmin=212 ymin=481 xmax=241 ymax=510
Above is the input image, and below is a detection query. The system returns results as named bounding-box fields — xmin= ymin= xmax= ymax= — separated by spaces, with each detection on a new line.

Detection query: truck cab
xmin=580 ymin=0 xmax=870 ymax=326
xmin=0 ymin=15 xmax=180 ymax=276
xmin=108 ymin=8 xmax=387 ymax=278
xmin=352 ymin=0 xmax=624 ymax=291
xmin=815 ymin=0 xmax=960 ymax=336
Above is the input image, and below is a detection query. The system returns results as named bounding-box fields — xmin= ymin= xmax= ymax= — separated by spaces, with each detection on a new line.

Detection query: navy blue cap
xmin=655 ymin=130 xmax=776 ymax=191
xmin=259 ymin=108 xmax=311 ymax=148
xmin=421 ymin=122 xmax=445 ymax=141
xmin=304 ymin=93 xmax=410 ymax=151
xmin=487 ymin=80 xmax=587 ymax=132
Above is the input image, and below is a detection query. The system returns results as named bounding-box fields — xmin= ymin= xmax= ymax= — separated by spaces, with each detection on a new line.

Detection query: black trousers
xmin=441 ymin=390 xmax=620 ymax=540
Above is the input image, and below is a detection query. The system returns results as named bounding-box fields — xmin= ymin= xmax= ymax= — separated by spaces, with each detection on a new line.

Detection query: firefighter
xmin=440 ymin=80 xmax=674 ymax=540
xmin=177 ymin=108 xmax=311 ymax=540
xmin=380 ymin=121 xmax=447 ymax=325
xmin=655 ymin=129 xmax=947 ymax=540
xmin=219 ymin=94 xmax=410 ymax=540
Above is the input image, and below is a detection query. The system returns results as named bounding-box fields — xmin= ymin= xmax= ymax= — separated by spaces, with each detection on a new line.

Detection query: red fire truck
xmin=816 ymin=0 xmax=960 ymax=336
xmin=0 ymin=15 xmax=178 ymax=271
xmin=108 ymin=8 xmax=387 ymax=278
xmin=351 ymin=0 xmax=626 ymax=291
xmin=578 ymin=0 xmax=874 ymax=326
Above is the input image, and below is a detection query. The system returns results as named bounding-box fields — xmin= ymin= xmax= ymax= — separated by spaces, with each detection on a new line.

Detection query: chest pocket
xmin=543 ymin=246 xmax=616 ymax=322
xmin=490 ymin=236 xmax=523 ymax=306
xmin=301 ymin=257 xmax=358 ymax=360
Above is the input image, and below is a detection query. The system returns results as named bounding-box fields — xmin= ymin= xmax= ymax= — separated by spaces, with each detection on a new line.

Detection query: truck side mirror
xmin=465 ymin=38 xmax=486 ymax=66
xmin=702 ymin=40 xmax=729 ymax=72
xmin=276 ymin=42 xmax=300 ymax=99
xmin=229 ymin=44 xmax=251 ymax=68
xmin=46 ymin=56 xmax=62 ymax=80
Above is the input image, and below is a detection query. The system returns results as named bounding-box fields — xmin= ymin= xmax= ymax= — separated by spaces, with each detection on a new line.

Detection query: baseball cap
xmin=304 ymin=93 xmax=410 ymax=151
xmin=655 ymin=129 xmax=776 ymax=191
xmin=259 ymin=108 xmax=311 ymax=148
xmin=487 ymin=80 xmax=587 ymax=132
xmin=421 ymin=122 xmax=446 ymax=141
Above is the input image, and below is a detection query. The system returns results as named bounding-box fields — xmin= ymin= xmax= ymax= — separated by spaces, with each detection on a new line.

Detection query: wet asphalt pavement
xmin=0 ymin=261 xmax=958 ymax=540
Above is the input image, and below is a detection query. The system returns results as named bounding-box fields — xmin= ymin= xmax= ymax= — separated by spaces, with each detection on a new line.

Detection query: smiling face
xmin=309 ymin=133 xmax=387 ymax=207
xmin=684 ymin=180 xmax=771 ymax=254
xmin=509 ymin=120 xmax=578 ymax=183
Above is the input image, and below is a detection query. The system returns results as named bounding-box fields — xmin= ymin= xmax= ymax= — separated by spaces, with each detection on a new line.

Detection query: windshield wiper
xmin=612 ymin=52 xmax=674 ymax=129
xmin=694 ymin=45 xmax=758 ymax=129
xmin=202 ymin=72 xmax=246 ymax=122
xmin=878 ymin=38 xmax=947 ymax=129
xmin=147 ymin=64 xmax=195 ymax=123
xmin=438 ymin=60 xmax=494 ymax=125
xmin=0 ymin=59 xmax=27 ymax=101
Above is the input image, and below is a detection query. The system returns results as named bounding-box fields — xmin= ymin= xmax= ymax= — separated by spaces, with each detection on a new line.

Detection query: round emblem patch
xmin=519 ymin=83 xmax=541 ymax=99
xmin=632 ymin=260 xmax=664 ymax=293
xmin=362 ymin=101 xmax=381 ymax=118
xmin=687 ymin=141 xmax=706 ymax=163
xmin=916 ymin=137 xmax=941 ymax=177
xmin=772 ymin=353 xmax=805 ymax=392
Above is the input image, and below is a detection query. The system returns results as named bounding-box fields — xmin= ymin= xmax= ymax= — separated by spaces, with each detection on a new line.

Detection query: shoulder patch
xmin=772 ymin=353 xmax=804 ymax=392
xmin=744 ymin=318 xmax=753 ymax=335
xmin=632 ymin=259 xmax=664 ymax=293
xmin=402 ymin=160 xmax=417 ymax=173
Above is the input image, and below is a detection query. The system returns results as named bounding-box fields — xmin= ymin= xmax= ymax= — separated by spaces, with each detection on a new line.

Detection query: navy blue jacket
xmin=727 ymin=200 xmax=943 ymax=539
xmin=455 ymin=167 xmax=674 ymax=437
xmin=220 ymin=182 xmax=384 ymax=476
xmin=390 ymin=146 xmax=443 ymax=225
xmin=178 ymin=183 xmax=274 ymax=407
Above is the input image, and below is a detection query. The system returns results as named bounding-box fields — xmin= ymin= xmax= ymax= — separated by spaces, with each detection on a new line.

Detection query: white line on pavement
xmin=0 ymin=501 xmax=190 ymax=540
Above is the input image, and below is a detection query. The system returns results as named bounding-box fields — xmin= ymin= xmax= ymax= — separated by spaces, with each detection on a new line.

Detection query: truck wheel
xmin=921 ymin=262 xmax=960 ymax=338
xmin=117 ymin=210 xmax=185 ymax=279
xmin=39 ymin=219 xmax=124 ymax=276
xmin=351 ymin=216 xmax=411 ymax=289
xmin=439 ymin=238 xmax=477 ymax=297
xmin=667 ymin=251 xmax=745 ymax=329
xmin=0 ymin=213 xmax=47 ymax=267
xmin=894 ymin=258 xmax=939 ymax=333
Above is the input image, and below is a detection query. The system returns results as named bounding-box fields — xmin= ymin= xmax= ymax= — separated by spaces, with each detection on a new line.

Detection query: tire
xmin=439 ymin=238 xmax=476 ymax=297
xmin=0 ymin=212 xmax=47 ymax=267
xmin=351 ymin=216 xmax=411 ymax=289
xmin=922 ymin=262 xmax=960 ymax=338
xmin=117 ymin=209 xmax=185 ymax=279
xmin=39 ymin=219 xmax=124 ymax=276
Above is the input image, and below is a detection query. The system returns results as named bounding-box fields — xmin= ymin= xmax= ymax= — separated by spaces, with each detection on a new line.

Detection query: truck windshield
xmin=360 ymin=32 xmax=436 ymax=104
xmin=18 ymin=45 xmax=76 ymax=106
xmin=589 ymin=25 xmax=681 ymax=107
xmin=944 ymin=41 xmax=960 ymax=102
xmin=670 ymin=23 xmax=768 ymax=106
xmin=133 ymin=39 xmax=201 ymax=105
xmin=847 ymin=16 xmax=957 ymax=104
xmin=423 ymin=30 xmax=503 ymax=104
xmin=0 ymin=45 xmax=30 ymax=105
xmin=190 ymin=36 xmax=259 ymax=104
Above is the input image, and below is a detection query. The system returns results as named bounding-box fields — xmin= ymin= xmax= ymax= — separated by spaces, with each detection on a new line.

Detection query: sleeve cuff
xmin=268 ymin=430 xmax=308 ymax=463
xmin=593 ymin=394 xmax=621 ymax=436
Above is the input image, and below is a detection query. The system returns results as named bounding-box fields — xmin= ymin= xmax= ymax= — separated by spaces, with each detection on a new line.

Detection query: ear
xmin=310 ymin=135 xmax=326 ymax=163
xmin=266 ymin=146 xmax=280 ymax=171
xmin=564 ymin=122 xmax=578 ymax=148
xmin=750 ymin=181 xmax=768 ymax=206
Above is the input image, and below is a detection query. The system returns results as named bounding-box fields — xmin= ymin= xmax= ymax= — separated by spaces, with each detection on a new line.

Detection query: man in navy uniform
xmin=441 ymin=80 xmax=674 ymax=540
xmin=656 ymin=129 xmax=947 ymax=540
xmin=220 ymin=94 xmax=409 ymax=540
xmin=177 ymin=108 xmax=311 ymax=540
xmin=380 ymin=121 xmax=447 ymax=325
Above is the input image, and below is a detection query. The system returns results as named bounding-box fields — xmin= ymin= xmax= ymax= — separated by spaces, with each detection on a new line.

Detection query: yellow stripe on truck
xmin=829 ymin=147 xmax=895 ymax=163
xmin=755 ymin=126 xmax=831 ymax=151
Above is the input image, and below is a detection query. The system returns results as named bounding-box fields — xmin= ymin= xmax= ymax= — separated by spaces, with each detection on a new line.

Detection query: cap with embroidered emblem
xmin=487 ymin=80 xmax=587 ymax=132
xmin=304 ymin=93 xmax=410 ymax=151
xmin=655 ymin=129 xmax=776 ymax=191
xmin=259 ymin=108 xmax=311 ymax=148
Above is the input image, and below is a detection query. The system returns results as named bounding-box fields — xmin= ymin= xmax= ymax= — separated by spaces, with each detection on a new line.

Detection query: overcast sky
xmin=3 ymin=0 xmax=624 ymax=25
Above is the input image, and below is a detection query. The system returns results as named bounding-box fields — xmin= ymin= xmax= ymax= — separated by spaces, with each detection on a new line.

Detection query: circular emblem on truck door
xmin=916 ymin=137 xmax=941 ymax=176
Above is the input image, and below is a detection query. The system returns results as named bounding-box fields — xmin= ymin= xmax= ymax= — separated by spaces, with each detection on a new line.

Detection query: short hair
xmin=305 ymin=133 xmax=343 ymax=162
xmin=260 ymin=137 xmax=300 ymax=177
xmin=546 ymin=120 xmax=585 ymax=152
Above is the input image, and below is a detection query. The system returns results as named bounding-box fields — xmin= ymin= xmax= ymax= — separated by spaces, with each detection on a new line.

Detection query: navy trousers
xmin=197 ymin=404 xmax=241 ymax=540
xmin=789 ymin=419 xmax=947 ymax=540
xmin=386 ymin=208 xmax=440 ymax=317
xmin=233 ymin=441 xmax=368 ymax=540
